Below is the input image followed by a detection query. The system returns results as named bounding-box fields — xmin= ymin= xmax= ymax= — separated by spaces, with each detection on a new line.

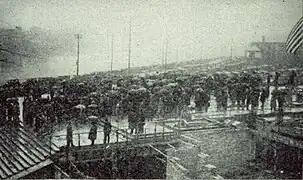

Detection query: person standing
xmin=88 ymin=121 xmax=97 ymax=145
xmin=271 ymin=87 xmax=278 ymax=112
xmin=66 ymin=121 xmax=73 ymax=148
xmin=251 ymin=88 xmax=261 ymax=111
xmin=277 ymin=89 xmax=286 ymax=112
xmin=274 ymin=71 xmax=280 ymax=87
xmin=103 ymin=117 xmax=112 ymax=144
xmin=34 ymin=111 xmax=42 ymax=132
xmin=267 ymin=73 xmax=272 ymax=85
xmin=288 ymin=70 xmax=297 ymax=88
xmin=221 ymin=88 xmax=228 ymax=112
xmin=260 ymin=88 xmax=267 ymax=111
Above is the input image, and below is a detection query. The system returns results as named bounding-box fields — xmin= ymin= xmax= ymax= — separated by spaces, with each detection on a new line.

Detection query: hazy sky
xmin=0 ymin=0 xmax=302 ymax=76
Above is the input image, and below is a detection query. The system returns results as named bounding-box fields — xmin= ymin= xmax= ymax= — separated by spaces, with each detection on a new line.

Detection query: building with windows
xmin=245 ymin=36 xmax=297 ymax=66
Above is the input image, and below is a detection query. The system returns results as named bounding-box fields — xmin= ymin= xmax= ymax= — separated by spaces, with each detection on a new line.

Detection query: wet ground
xmin=47 ymin=119 xmax=173 ymax=147
xmin=34 ymin=85 xmax=303 ymax=179
xmin=43 ymin=85 xmax=303 ymax=148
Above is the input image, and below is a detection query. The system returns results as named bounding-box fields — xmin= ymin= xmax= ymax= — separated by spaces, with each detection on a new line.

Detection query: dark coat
xmin=66 ymin=124 xmax=73 ymax=141
xmin=88 ymin=124 xmax=97 ymax=141
xmin=104 ymin=121 xmax=112 ymax=134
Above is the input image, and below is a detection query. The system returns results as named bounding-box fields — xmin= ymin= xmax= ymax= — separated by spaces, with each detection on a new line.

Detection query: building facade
xmin=245 ymin=36 xmax=297 ymax=67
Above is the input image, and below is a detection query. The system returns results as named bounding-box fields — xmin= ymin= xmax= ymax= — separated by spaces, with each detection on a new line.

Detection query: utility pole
xmin=230 ymin=45 xmax=233 ymax=61
xmin=176 ymin=46 xmax=179 ymax=63
xmin=164 ymin=38 xmax=168 ymax=72
xmin=161 ymin=35 xmax=165 ymax=68
xmin=121 ymin=36 xmax=124 ymax=69
xmin=111 ymin=33 xmax=114 ymax=71
xmin=128 ymin=18 xmax=132 ymax=74
xmin=75 ymin=34 xmax=81 ymax=76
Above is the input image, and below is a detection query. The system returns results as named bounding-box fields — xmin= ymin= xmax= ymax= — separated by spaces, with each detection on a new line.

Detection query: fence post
xmin=116 ymin=130 xmax=119 ymax=143
xmin=162 ymin=123 xmax=165 ymax=139
xmin=178 ymin=118 xmax=181 ymax=137
xmin=154 ymin=123 xmax=157 ymax=141
xmin=78 ymin=133 xmax=80 ymax=147
xmin=144 ymin=128 xmax=147 ymax=139
xmin=126 ymin=131 xmax=129 ymax=142
xmin=49 ymin=135 xmax=52 ymax=155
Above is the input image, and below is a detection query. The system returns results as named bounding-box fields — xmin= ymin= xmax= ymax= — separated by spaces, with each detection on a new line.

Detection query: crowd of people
xmin=0 ymin=68 xmax=300 ymax=137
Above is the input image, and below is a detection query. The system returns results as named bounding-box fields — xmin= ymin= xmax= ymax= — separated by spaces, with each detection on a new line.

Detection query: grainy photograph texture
xmin=0 ymin=0 xmax=302 ymax=179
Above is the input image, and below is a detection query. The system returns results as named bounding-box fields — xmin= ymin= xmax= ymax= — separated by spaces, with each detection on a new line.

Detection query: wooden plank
xmin=17 ymin=129 xmax=49 ymax=157
xmin=0 ymin=166 xmax=7 ymax=179
xmin=19 ymin=128 xmax=59 ymax=152
xmin=0 ymin=153 xmax=15 ymax=176
xmin=0 ymin=138 xmax=30 ymax=169
xmin=70 ymin=139 xmax=178 ymax=154
xmin=13 ymin=133 xmax=47 ymax=160
xmin=9 ymin=159 xmax=53 ymax=179
xmin=0 ymin=143 xmax=24 ymax=171
xmin=252 ymin=129 xmax=303 ymax=149
xmin=3 ymin=127 xmax=44 ymax=163
xmin=0 ymin=131 xmax=40 ymax=164
xmin=0 ymin=133 xmax=38 ymax=165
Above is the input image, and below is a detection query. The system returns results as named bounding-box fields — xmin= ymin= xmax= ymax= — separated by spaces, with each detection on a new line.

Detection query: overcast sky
xmin=0 ymin=0 xmax=302 ymax=76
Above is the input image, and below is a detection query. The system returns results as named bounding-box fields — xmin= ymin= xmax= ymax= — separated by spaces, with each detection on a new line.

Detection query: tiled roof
xmin=246 ymin=46 xmax=261 ymax=52
xmin=0 ymin=125 xmax=59 ymax=179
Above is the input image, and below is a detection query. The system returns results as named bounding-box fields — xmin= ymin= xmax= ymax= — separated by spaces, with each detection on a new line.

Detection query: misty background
xmin=0 ymin=0 xmax=302 ymax=78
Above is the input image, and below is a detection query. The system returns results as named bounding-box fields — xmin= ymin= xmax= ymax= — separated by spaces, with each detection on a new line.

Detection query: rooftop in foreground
xmin=0 ymin=124 xmax=59 ymax=179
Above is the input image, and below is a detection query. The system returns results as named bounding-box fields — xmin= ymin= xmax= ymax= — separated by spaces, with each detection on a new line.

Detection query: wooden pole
xmin=128 ymin=18 xmax=132 ymax=74
xmin=162 ymin=36 xmax=165 ymax=68
xmin=176 ymin=46 xmax=179 ymax=63
xmin=78 ymin=133 xmax=80 ymax=147
xmin=116 ymin=130 xmax=119 ymax=143
xmin=111 ymin=33 xmax=114 ymax=71
xmin=76 ymin=34 xmax=80 ymax=76
xmin=165 ymin=38 xmax=168 ymax=72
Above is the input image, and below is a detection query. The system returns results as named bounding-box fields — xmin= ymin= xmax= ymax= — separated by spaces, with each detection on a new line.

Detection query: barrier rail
xmin=48 ymin=121 xmax=179 ymax=149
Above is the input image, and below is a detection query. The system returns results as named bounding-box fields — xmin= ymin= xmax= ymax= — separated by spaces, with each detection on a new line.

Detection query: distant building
xmin=245 ymin=45 xmax=262 ymax=59
xmin=245 ymin=36 xmax=297 ymax=66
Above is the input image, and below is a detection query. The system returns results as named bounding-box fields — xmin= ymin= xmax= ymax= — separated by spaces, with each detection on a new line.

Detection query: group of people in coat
xmin=66 ymin=117 xmax=112 ymax=147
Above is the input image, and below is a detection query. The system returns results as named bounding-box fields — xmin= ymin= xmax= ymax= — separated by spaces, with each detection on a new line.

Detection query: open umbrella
xmin=193 ymin=84 xmax=200 ymax=89
xmin=231 ymin=121 xmax=241 ymax=127
xmin=176 ymin=76 xmax=187 ymax=82
xmin=59 ymin=95 xmax=65 ymax=99
xmin=166 ymin=79 xmax=175 ymax=84
xmin=204 ymin=164 xmax=216 ymax=169
xmin=88 ymin=115 xmax=98 ymax=119
xmin=138 ymin=87 xmax=147 ymax=92
xmin=88 ymin=115 xmax=98 ymax=123
xmin=147 ymin=80 xmax=155 ymax=87
xmin=88 ymin=104 xmax=98 ymax=108
xmin=41 ymin=93 xmax=51 ymax=99
xmin=138 ymin=73 xmax=147 ymax=78
xmin=197 ymin=152 xmax=209 ymax=159
xmin=166 ymin=83 xmax=177 ymax=87
xmin=6 ymin=97 xmax=17 ymax=101
xmin=44 ymin=103 xmax=52 ymax=108
xmin=128 ymin=89 xmax=137 ymax=95
xmin=131 ymin=77 xmax=141 ymax=82
xmin=161 ymin=79 xmax=168 ymax=84
xmin=196 ymin=88 xmax=204 ymax=92
xmin=159 ymin=88 xmax=169 ymax=95
xmin=75 ymin=104 xmax=86 ymax=109
xmin=89 ymin=92 xmax=98 ymax=96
